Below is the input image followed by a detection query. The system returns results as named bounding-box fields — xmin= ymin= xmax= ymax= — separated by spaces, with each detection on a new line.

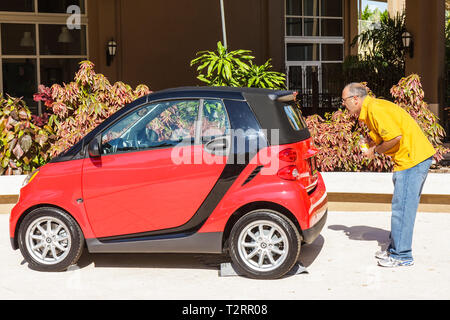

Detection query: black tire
xmin=229 ymin=209 xmax=301 ymax=279
xmin=18 ymin=207 xmax=84 ymax=272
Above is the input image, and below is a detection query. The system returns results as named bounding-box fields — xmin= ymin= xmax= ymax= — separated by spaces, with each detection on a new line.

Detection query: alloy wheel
xmin=24 ymin=216 xmax=72 ymax=265
xmin=237 ymin=219 xmax=289 ymax=273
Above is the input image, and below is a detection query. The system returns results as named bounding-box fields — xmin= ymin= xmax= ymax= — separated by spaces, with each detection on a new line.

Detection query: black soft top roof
xmin=147 ymin=86 xmax=294 ymax=102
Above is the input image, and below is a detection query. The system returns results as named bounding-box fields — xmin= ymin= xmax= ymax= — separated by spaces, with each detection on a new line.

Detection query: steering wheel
xmin=102 ymin=137 xmax=124 ymax=154
xmin=136 ymin=127 xmax=159 ymax=148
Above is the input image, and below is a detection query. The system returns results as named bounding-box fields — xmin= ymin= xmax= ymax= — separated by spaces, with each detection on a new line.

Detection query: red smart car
xmin=10 ymin=87 xmax=327 ymax=279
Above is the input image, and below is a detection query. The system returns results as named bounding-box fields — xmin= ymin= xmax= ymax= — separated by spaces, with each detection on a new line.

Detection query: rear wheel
xmin=229 ymin=210 xmax=301 ymax=279
xmin=18 ymin=207 xmax=84 ymax=272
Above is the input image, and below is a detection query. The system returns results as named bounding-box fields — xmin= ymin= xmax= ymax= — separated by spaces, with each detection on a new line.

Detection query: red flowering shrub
xmin=305 ymin=109 xmax=393 ymax=172
xmin=0 ymin=95 xmax=53 ymax=175
xmin=34 ymin=61 xmax=151 ymax=158
xmin=390 ymin=74 xmax=449 ymax=162
xmin=305 ymin=74 xmax=448 ymax=172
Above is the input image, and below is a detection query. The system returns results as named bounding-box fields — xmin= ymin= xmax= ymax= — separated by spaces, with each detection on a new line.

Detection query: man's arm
xmin=366 ymin=135 xmax=402 ymax=158
xmin=375 ymin=135 xmax=402 ymax=154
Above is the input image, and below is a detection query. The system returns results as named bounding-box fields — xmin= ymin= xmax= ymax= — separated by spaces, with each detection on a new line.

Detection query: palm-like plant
xmin=245 ymin=60 xmax=287 ymax=89
xmin=352 ymin=12 xmax=406 ymax=69
xmin=344 ymin=13 xmax=406 ymax=99
xmin=190 ymin=41 xmax=254 ymax=87
xmin=191 ymin=41 xmax=286 ymax=89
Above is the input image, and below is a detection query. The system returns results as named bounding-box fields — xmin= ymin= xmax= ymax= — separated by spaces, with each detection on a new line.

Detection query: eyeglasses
xmin=341 ymin=95 xmax=355 ymax=104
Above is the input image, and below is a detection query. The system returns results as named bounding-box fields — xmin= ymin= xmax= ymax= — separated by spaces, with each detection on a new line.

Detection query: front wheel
xmin=18 ymin=207 xmax=84 ymax=272
xmin=229 ymin=210 xmax=301 ymax=279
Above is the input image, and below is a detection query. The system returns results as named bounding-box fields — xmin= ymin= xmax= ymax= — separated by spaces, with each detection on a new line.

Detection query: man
xmin=341 ymin=83 xmax=435 ymax=267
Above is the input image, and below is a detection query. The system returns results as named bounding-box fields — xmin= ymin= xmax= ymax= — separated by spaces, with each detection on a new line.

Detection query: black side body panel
xmin=86 ymin=232 xmax=224 ymax=254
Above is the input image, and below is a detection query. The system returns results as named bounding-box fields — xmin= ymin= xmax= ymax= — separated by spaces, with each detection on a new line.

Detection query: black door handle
xmin=204 ymin=136 xmax=229 ymax=155
xmin=206 ymin=139 xmax=227 ymax=150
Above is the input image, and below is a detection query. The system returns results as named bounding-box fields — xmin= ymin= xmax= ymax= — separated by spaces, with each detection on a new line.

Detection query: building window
xmin=285 ymin=0 xmax=344 ymax=99
xmin=37 ymin=0 xmax=85 ymax=14
xmin=287 ymin=43 xmax=319 ymax=61
xmin=0 ymin=0 xmax=88 ymax=115
xmin=0 ymin=1 xmax=34 ymax=13
xmin=321 ymin=43 xmax=343 ymax=61
xmin=285 ymin=0 xmax=343 ymax=38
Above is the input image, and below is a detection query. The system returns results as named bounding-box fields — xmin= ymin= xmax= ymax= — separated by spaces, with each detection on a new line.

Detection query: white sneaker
xmin=377 ymin=256 xmax=414 ymax=267
xmin=375 ymin=250 xmax=389 ymax=260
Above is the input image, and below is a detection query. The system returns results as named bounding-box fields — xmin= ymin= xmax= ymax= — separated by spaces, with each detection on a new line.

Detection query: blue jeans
xmin=388 ymin=157 xmax=433 ymax=261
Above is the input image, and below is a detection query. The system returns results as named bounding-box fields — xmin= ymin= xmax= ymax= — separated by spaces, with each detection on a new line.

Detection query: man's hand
xmin=362 ymin=136 xmax=401 ymax=160
xmin=364 ymin=145 xmax=376 ymax=160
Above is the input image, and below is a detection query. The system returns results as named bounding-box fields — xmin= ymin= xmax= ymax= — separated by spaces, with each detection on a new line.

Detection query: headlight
xmin=22 ymin=169 xmax=40 ymax=187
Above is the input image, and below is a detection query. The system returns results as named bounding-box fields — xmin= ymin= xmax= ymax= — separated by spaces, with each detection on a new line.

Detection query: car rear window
xmin=283 ymin=104 xmax=307 ymax=131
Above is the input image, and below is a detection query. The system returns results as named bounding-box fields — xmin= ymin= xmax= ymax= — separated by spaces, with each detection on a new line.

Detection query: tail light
xmin=277 ymin=148 xmax=300 ymax=180
xmin=277 ymin=165 xmax=300 ymax=181
xmin=277 ymin=148 xmax=299 ymax=180
xmin=278 ymin=148 xmax=297 ymax=162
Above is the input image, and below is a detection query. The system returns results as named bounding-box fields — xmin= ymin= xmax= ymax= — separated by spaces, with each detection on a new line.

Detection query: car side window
xmin=201 ymin=99 xmax=230 ymax=142
xmin=283 ymin=104 xmax=307 ymax=131
xmin=101 ymin=100 xmax=199 ymax=155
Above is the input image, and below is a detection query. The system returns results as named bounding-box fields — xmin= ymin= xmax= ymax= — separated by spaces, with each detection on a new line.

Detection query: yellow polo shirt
xmin=359 ymin=96 xmax=435 ymax=171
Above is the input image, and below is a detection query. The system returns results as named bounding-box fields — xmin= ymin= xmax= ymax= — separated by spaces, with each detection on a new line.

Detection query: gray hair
xmin=344 ymin=83 xmax=368 ymax=98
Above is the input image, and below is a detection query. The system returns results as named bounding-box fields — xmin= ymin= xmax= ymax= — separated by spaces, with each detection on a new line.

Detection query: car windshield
xmin=116 ymin=104 xmax=161 ymax=139
xmin=101 ymin=102 xmax=171 ymax=146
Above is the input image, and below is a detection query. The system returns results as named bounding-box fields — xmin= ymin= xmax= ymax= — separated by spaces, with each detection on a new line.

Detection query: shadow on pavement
xmin=76 ymin=251 xmax=231 ymax=271
xmin=76 ymin=237 xmax=326 ymax=274
xmin=327 ymin=225 xmax=390 ymax=250
xmin=298 ymin=235 xmax=325 ymax=268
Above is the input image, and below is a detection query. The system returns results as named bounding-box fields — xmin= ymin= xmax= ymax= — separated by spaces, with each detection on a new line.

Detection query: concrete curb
xmin=320 ymin=172 xmax=450 ymax=195
xmin=327 ymin=192 xmax=449 ymax=205
xmin=0 ymin=195 xmax=18 ymax=204
xmin=0 ymin=175 xmax=24 ymax=205
xmin=0 ymin=175 xmax=26 ymax=196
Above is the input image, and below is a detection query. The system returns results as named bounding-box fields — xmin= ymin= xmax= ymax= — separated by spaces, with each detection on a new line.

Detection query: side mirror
xmin=88 ymin=139 xmax=101 ymax=158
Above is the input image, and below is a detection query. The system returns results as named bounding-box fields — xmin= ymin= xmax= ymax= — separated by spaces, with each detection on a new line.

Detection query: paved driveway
xmin=1 ymin=211 xmax=449 ymax=300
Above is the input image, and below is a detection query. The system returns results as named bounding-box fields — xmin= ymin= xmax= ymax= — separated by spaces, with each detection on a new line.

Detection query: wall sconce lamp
xmin=401 ymin=31 xmax=414 ymax=58
xmin=20 ymin=31 xmax=35 ymax=47
xmin=58 ymin=27 xmax=73 ymax=43
xmin=106 ymin=39 xmax=117 ymax=66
